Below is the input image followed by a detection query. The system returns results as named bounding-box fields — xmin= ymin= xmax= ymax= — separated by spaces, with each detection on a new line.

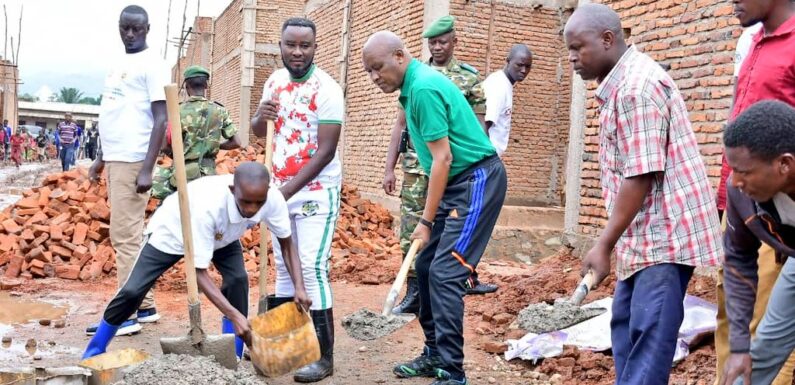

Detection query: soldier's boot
xmin=392 ymin=277 xmax=420 ymax=315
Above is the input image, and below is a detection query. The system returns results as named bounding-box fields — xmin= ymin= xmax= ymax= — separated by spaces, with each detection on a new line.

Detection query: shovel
xmin=515 ymin=270 xmax=606 ymax=334
xmin=158 ymin=84 xmax=238 ymax=369
xmin=342 ymin=239 xmax=422 ymax=341
xmin=257 ymin=119 xmax=276 ymax=315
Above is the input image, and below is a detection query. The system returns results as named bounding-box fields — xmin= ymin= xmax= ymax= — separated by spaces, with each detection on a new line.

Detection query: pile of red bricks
xmin=0 ymin=143 xmax=400 ymax=285
xmin=0 ymin=168 xmax=115 ymax=281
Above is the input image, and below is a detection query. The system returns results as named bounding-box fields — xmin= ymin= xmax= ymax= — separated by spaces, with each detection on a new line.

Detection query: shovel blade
xmin=159 ymin=334 xmax=238 ymax=370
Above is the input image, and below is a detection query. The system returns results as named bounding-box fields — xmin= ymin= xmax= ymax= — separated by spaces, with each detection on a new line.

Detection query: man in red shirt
xmin=718 ymin=0 xmax=795 ymax=384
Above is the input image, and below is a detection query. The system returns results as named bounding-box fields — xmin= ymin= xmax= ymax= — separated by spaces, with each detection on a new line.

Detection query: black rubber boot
xmin=294 ymin=308 xmax=334 ymax=383
xmin=391 ymin=277 xmax=420 ymax=315
xmin=267 ymin=295 xmax=294 ymax=310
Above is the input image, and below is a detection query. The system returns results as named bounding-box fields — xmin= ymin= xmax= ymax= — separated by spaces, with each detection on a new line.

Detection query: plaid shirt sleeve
xmin=616 ymin=94 xmax=668 ymax=178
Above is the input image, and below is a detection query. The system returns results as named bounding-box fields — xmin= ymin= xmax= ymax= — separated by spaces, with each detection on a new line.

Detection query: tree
xmin=19 ymin=93 xmax=38 ymax=102
xmin=56 ymin=87 xmax=84 ymax=104
xmin=78 ymin=96 xmax=101 ymax=105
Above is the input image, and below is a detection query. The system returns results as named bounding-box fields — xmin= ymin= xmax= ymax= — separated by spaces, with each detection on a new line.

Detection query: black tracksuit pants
xmin=103 ymin=240 xmax=248 ymax=325
xmin=416 ymin=155 xmax=507 ymax=379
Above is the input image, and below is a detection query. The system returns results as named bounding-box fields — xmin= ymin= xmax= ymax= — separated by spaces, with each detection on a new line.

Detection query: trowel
xmin=341 ymin=239 xmax=421 ymax=340
xmin=515 ymin=270 xmax=606 ymax=334
xmin=158 ymin=84 xmax=238 ymax=369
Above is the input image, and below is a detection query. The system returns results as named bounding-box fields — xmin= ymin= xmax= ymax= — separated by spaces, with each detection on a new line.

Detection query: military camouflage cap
xmin=184 ymin=65 xmax=210 ymax=79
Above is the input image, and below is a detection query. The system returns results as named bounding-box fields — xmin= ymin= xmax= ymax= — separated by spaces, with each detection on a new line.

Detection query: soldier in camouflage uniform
xmin=383 ymin=16 xmax=497 ymax=316
xmin=152 ymin=65 xmax=240 ymax=200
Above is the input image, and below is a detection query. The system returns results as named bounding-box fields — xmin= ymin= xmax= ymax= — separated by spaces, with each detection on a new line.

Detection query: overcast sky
xmin=2 ymin=0 xmax=232 ymax=98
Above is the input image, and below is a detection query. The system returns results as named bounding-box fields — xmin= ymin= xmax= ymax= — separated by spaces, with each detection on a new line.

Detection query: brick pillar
xmin=563 ymin=0 xmax=589 ymax=235
xmin=239 ymin=0 xmax=257 ymax=147
xmin=422 ymin=0 xmax=450 ymax=62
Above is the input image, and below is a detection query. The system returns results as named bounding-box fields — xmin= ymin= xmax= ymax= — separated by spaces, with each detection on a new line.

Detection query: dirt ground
xmin=0 ymin=160 xmax=723 ymax=384
xmin=0 ymin=257 xmax=720 ymax=385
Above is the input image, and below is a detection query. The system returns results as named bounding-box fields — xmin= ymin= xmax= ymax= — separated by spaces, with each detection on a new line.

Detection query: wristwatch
xmin=420 ymin=218 xmax=433 ymax=228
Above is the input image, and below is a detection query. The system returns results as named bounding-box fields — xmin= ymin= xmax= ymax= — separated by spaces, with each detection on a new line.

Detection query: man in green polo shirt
xmin=363 ymin=31 xmax=507 ymax=385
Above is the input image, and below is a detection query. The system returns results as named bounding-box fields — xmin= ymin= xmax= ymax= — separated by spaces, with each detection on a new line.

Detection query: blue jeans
xmin=611 ymin=263 xmax=694 ymax=385
xmin=60 ymin=146 xmax=75 ymax=171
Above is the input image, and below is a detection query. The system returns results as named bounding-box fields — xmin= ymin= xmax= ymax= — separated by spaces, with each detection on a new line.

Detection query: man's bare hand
xmin=256 ymin=100 xmax=279 ymax=122
xmin=383 ymin=170 xmax=397 ymax=195
xmin=89 ymin=160 xmax=105 ymax=183
xmin=720 ymin=353 xmax=751 ymax=385
xmin=581 ymin=243 xmax=611 ymax=287
xmin=135 ymin=169 xmax=153 ymax=193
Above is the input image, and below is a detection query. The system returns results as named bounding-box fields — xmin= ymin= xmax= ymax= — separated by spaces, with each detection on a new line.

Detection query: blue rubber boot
xmin=221 ymin=317 xmax=244 ymax=359
xmin=82 ymin=319 xmax=119 ymax=360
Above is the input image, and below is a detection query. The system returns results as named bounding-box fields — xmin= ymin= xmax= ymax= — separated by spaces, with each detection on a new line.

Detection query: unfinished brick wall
xmin=307 ymin=0 xmax=344 ymax=85
xmin=451 ymin=0 xmax=572 ymax=205
xmin=171 ymin=17 xmax=213 ymax=86
xmin=208 ymin=0 xmax=244 ymax=129
xmin=340 ymin=0 xmax=425 ymax=200
xmin=576 ymin=1 xmax=737 ymax=234
xmin=247 ymin=0 xmax=306 ymax=143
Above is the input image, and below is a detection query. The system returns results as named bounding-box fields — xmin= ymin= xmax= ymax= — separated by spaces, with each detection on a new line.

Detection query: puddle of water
xmin=0 ymin=339 xmax=82 ymax=364
xmin=0 ymin=292 xmax=68 ymax=325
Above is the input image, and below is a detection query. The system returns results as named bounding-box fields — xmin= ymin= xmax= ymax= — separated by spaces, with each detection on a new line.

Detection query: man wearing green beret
xmin=151 ymin=65 xmax=240 ymax=200
xmin=383 ymin=15 xmax=496 ymax=316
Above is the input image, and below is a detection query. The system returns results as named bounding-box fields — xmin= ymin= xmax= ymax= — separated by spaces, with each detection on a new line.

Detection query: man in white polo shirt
xmin=87 ymin=5 xmax=170 ymax=335
xmin=82 ymin=162 xmax=311 ymax=360
xmin=482 ymin=44 xmax=532 ymax=157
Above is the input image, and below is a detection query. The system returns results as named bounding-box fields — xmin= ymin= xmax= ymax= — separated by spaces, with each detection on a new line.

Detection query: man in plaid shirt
xmin=565 ymin=4 xmax=722 ymax=384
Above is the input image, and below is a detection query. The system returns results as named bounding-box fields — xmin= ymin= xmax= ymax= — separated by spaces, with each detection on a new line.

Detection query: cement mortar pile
xmin=113 ymin=354 xmax=266 ymax=385
xmin=0 ymin=141 xmax=401 ymax=287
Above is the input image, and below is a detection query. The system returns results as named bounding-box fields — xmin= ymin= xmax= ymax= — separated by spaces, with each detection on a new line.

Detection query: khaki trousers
xmin=106 ymin=161 xmax=155 ymax=314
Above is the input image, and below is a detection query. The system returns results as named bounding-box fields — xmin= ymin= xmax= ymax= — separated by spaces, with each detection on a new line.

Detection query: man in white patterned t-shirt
xmin=251 ymin=17 xmax=343 ymax=383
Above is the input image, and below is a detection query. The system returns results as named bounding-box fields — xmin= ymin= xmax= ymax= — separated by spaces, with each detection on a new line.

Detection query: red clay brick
xmin=2 ymin=219 xmax=21 ymax=234
xmin=4 ymin=256 xmax=23 ymax=278
xmin=72 ymin=223 xmax=89 ymax=245
xmin=49 ymin=224 xmax=63 ymax=241
xmin=55 ymin=265 xmax=80 ymax=280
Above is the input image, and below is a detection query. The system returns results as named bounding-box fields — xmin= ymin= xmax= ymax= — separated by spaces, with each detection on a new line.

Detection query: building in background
xmin=170 ymin=0 xmax=741 ymax=249
xmin=18 ymin=101 xmax=99 ymax=131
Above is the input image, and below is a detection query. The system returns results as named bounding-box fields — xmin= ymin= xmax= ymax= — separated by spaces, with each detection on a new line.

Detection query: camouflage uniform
xmin=152 ymin=96 xmax=237 ymax=200
xmin=400 ymin=56 xmax=485 ymax=277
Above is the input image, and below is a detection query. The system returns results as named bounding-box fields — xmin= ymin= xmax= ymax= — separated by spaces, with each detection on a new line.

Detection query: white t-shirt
xmin=145 ymin=174 xmax=291 ymax=269
xmin=483 ymin=70 xmax=514 ymax=157
xmin=773 ymin=192 xmax=795 ymax=227
xmin=734 ymin=23 xmax=763 ymax=77
xmin=260 ymin=65 xmax=344 ymax=191
xmin=99 ymin=48 xmax=170 ymax=162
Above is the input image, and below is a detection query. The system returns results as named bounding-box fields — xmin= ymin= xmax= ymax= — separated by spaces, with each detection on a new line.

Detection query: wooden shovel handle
xmin=165 ymin=84 xmax=200 ymax=306
xmin=570 ymin=270 xmax=595 ymax=306
xmin=382 ymin=239 xmax=423 ymax=316
xmin=258 ymin=120 xmax=276 ymax=305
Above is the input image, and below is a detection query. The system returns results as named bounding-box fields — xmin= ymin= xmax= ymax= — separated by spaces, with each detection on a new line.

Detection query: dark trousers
xmin=611 ymin=263 xmax=694 ymax=385
xmin=103 ymin=241 xmax=249 ymax=325
xmin=416 ymin=155 xmax=507 ymax=379
xmin=86 ymin=143 xmax=97 ymax=160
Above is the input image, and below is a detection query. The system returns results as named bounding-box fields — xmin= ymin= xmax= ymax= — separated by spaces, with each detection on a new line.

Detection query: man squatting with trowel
xmin=251 ymin=17 xmax=343 ymax=383
xmin=82 ymin=163 xmax=312 ymax=360
xmin=363 ymin=31 xmax=507 ymax=385
xmin=564 ymin=4 xmax=722 ymax=384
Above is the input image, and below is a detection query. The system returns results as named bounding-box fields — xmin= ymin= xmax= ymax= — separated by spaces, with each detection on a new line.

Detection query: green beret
xmin=422 ymin=16 xmax=455 ymax=38
xmin=183 ymin=65 xmax=210 ymax=79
